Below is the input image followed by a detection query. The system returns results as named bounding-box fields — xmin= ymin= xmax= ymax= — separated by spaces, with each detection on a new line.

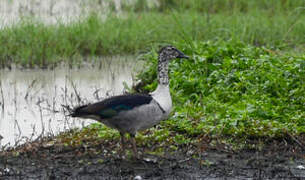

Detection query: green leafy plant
xmin=136 ymin=41 xmax=305 ymax=138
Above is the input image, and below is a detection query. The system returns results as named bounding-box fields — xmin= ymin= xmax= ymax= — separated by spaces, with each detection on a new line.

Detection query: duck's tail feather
xmin=69 ymin=105 xmax=90 ymax=117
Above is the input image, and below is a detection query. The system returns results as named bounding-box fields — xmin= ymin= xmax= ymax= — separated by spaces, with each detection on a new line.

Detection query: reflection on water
xmin=0 ymin=56 xmax=141 ymax=147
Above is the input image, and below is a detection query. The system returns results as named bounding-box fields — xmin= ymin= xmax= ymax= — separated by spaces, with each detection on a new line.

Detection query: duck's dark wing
xmin=70 ymin=94 xmax=153 ymax=119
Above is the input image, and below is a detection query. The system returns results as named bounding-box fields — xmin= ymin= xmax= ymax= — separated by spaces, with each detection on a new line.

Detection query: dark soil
xmin=0 ymin=136 xmax=304 ymax=180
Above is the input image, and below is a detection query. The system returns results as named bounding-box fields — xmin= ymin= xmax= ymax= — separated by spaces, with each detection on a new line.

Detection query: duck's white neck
xmin=152 ymin=83 xmax=170 ymax=95
xmin=151 ymin=55 xmax=172 ymax=115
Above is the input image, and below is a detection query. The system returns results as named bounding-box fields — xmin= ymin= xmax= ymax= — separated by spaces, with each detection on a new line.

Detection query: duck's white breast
xmin=150 ymin=84 xmax=172 ymax=117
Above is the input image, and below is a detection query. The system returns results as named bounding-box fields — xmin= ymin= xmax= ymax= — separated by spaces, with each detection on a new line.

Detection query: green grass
xmin=0 ymin=6 xmax=304 ymax=67
xmin=127 ymin=0 xmax=305 ymax=13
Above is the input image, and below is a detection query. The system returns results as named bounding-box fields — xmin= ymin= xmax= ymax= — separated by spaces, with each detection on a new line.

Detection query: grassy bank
xmin=0 ymin=7 xmax=304 ymax=67
xmin=58 ymin=41 xmax=304 ymax=150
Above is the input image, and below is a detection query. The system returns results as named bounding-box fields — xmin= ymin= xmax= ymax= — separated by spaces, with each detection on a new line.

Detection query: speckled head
xmin=158 ymin=45 xmax=189 ymax=62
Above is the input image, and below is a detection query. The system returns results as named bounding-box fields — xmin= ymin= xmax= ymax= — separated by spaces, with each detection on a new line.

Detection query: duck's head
xmin=158 ymin=45 xmax=189 ymax=62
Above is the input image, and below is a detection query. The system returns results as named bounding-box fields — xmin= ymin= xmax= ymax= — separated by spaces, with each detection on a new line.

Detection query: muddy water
xmin=0 ymin=56 xmax=141 ymax=147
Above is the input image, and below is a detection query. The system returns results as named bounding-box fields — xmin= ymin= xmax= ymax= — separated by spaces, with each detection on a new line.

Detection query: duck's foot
xmin=130 ymin=134 xmax=140 ymax=159
xmin=119 ymin=132 xmax=127 ymax=159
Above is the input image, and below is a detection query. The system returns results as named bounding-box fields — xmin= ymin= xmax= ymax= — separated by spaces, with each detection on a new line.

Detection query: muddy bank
xmin=0 ymin=135 xmax=304 ymax=179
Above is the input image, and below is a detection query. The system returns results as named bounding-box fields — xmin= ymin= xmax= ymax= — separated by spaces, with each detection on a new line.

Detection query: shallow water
xmin=0 ymin=56 xmax=141 ymax=147
xmin=0 ymin=0 xmax=120 ymax=27
xmin=0 ymin=0 xmax=159 ymax=28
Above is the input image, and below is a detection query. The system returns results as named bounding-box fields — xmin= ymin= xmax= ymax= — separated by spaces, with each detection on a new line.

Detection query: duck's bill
xmin=177 ymin=50 xmax=189 ymax=59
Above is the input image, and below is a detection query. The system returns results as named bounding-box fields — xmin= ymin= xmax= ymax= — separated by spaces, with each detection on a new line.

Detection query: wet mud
xmin=0 ymin=136 xmax=304 ymax=179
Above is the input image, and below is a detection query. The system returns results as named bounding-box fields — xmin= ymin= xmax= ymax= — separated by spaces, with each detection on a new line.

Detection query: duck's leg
xmin=120 ymin=132 xmax=126 ymax=157
xmin=130 ymin=134 xmax=139 ymax=159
